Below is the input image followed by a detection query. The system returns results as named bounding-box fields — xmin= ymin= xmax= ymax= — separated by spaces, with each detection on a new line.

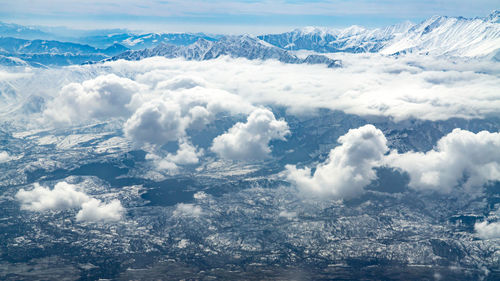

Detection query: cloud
xmin=104 ymin=56 xmax=500 ymax=121
xmin=16 ymin=181 xmax=125 ymax=223
xmin=124 ymin=99 xmax=187 ymax=147
xmin=156 ymin=75 xmax=207 ymax=90
xmin=173 ymin=203 xmax=202 ymax=217
xmin=34 ymin=55 xmax=500 ymax=130
xmin=76 ymin=198 xmax=124 ymax=223
xmin=9 ymin=56 xmax=500 ymax=175
xmin=42 ymin=74 xmax=142 ymax=125
xmin=286 ymin=124 xmax=388 ymax=199
xmin=16 ymin=182 xmax=90 ymax=211
xmin=0 ymin=151 xmax=13 ymax=163
xmin=165 ymin=139 xmax=203 ymax=165
xmin=285 ymin=125 xmax=500 ymax=199
xmin=475 ymin=221 xmax=500 ymax=239
xmin=387 ymin=129 xmax=500 ymax=193
xmin=211 ymin=108 xmax=290 ymax=161
xmin=279 ymin=210 xmax=297 ymax=219
xmin=145 ymin=138 xmax=203 ymax=173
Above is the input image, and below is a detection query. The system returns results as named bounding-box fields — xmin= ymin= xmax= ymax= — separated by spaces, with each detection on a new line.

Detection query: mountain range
xmin=0 ymin=11 xmax=498 ymax=67
xmin=110 ymin=36 xmax=342 ymax=67
xmin=259 ymin=11 xmax=500 ymax=57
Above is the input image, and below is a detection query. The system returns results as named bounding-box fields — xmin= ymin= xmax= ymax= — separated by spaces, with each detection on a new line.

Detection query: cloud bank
xmin=16 ymin=181 xmax=124 ymax=223
xmin=100 ymin=56 xmax=500 ymax=121
xmin=8 ymin=55 xmax=496 ymax=132
xmin=13 ymin=55 xmax=500 ymax=174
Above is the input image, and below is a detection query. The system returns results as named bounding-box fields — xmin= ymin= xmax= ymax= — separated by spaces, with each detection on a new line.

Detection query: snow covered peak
xmin=259 ymin=12 xmax=499 ymax=58
xmin=338 ymin=25 xmax=367 ymax=36
xmin=487 ymin=10 xmax=500 ymax=23
xmin=381 ymin=13 xmax=500 ymax=57
xmin=293 ymin=26 xmax=338 ymax=36
xmin=110 ymin=35 xmax=340 ymax=67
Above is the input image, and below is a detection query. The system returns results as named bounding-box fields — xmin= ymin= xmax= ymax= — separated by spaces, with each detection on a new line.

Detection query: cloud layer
xmin=99 ymin=56 xmax=500 ymax=121
xmin=5 ymin=55 xmax=495 ymax=132
xmin=10 ymin=55 xmax=500 ymax=175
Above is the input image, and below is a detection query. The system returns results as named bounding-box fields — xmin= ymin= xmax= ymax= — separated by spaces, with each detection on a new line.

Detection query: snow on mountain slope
xmin=111 ymin=35 xmax=341 ymax=67
xmin=258 ymin=21 xmax=414 ymax=53
xmin=381 ymin=11 xmax=500 ymax=57
xmin=79 ymin=32 xmax=216 ymax=50
xmin=260 ymin=11 xmax=500 ymax=58
xmin=0 ymin=38 xmax=130 ymax=66
xmin=0 ymin=37 xmax=128 ymax=56
xmin=0 ymin=22 xmax=49 ymax=40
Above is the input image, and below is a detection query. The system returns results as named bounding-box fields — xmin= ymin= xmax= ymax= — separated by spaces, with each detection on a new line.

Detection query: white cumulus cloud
xmin=76 ymin=198 xmax=124 ymax=223
xmin=146 ymin=138 xmax=203 ymax=173
xmin=124 ymin=99 xmax=187 ymax=147
xmin=42 ymin=74 xmax=142 ymax=125
xmin=211 ymin=108 xmax=290 ymax=161
xmin=173 ymin=203 xmax=202 ymax=217
xmin=16 ymin=182 xmax=90 ymax=211
xmin=286 ymin=125 xmax=500 ymax=199
xmin=474 ymin=221 xmax=500 ymax=239
xmin=16 ymin=181 xmax=125 ymax=223
xmin=286 ymin=124 xmax=388 ymax=199
xmin=387 ymin=129 xmax=500 ymax=193
xmin=0 ymin=151 xmax=13 ymax=163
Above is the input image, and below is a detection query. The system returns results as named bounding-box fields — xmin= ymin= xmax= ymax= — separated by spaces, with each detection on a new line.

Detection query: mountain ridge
xmin=0 ymin=11 xmax=498 ymax=67
xmin=109 ymin=35 xmax=342 ymax=67
xmin=259 ymin=11 xmax=500 ymax=57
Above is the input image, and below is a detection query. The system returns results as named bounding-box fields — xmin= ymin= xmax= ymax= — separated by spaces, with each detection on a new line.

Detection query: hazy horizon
xmin=0 ymin=0 xmax=498 ymax=34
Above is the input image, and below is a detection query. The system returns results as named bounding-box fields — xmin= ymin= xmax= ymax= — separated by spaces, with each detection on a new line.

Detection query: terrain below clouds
xmin=0 ymin=11 xmax=499 ymax=280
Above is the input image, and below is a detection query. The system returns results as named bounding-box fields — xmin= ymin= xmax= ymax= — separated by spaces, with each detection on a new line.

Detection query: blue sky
xmin=1 ymin=0 xmax=498 ymax=34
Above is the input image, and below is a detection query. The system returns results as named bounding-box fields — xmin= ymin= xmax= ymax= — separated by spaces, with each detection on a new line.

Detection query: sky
xmin=0 ymin=0 xmax=498 ymax=34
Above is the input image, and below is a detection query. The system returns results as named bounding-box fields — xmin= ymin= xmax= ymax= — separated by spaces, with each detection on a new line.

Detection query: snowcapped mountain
xmin=79 ymin=32 xmax=217 ymax=50
xmin=111 ymin=35 xmax=341 ymax=67
xmin=0 ymin=37 xmax=128 ymax=56
xmin=0 ymin=11 xmax=497 ymax=68
xmin=260 ymin=11 xmax=500 ymax=58
xmin=0 ymin=55 xmax=28 ymax=67
xmin=380 ymin=11 xmax=500 ymax=57
xmin=258 ymin=21 xmax=414 ymax=53
xmin=0 ymin=37 xmax=129 ymax=66
xmin=0 ymin=22 xmax=50 ymax=40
